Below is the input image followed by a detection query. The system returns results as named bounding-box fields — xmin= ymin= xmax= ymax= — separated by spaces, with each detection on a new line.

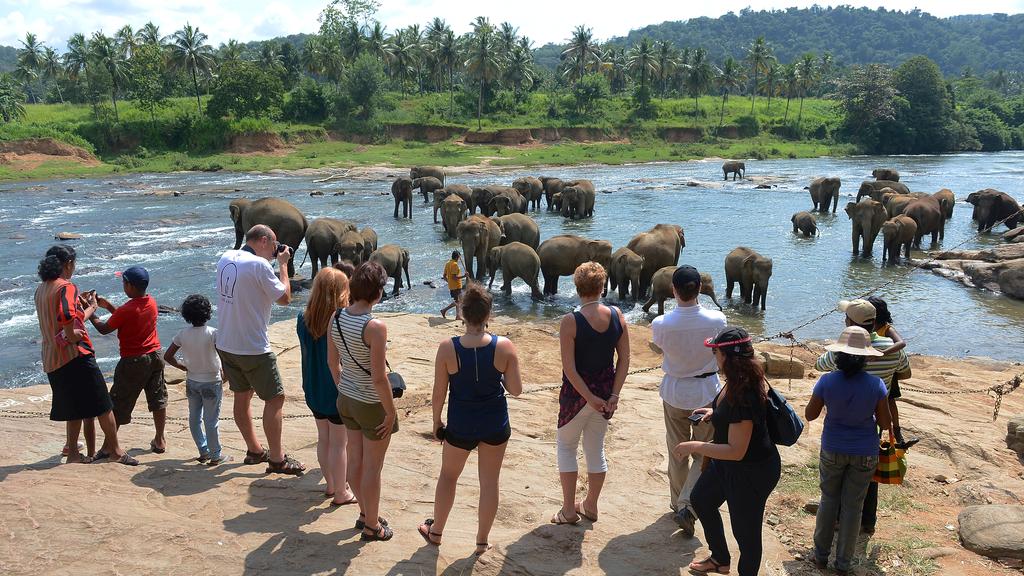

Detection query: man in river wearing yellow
xmin=441 ymin=251 xmax=466 ymax=320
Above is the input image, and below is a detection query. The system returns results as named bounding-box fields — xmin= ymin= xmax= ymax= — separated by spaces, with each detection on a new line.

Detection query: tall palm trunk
xmin=110 ymin=81 xmax=119 ymax=122
xmin=191 ymin=68 xmax=202 ymax=115
xmin=798 ymin=93 xmax=805 ymax=124
xmin=477 ymin=80 xmax=484 ymax=131
xmin=784 ymin=95 xmax=791 ymax=122
xmin=448 ymin=64 xmax=454 ymax=119
xmin=694 ymin=95 xmax=699 ymax=115
xmin=719 ymin=93 xmax=727 ymax=132
xmin=750 ymin=71 xmax=758 ymax=114
xmin=766 ymin=84 xmax=772 ymax=113
xmin=55 ymin=83 xmax=64 ymax=104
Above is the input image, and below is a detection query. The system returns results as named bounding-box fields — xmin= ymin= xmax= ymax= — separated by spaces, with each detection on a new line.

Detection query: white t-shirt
xmin=652 ymin=303 xmax=727 ymax=411
xmin=215 ymin=249 xmax=287 ymax=355
xmin=172 ymin=325 xmax=221 ymax=383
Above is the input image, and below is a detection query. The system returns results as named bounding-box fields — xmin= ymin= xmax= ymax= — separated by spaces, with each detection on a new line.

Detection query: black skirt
xmin=46 ymin=355 xmax=114 ymax=421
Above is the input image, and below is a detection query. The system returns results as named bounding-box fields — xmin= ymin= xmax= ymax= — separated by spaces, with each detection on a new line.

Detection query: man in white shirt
xmin=651 ymin=266 xmax=727 ymax=537
xmin=216 ymin=224 xmax=304 ymax=475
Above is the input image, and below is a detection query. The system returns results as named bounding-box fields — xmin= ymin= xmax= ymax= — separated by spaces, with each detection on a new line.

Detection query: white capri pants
xmin=556 ymin=405 xmax=609 ymax=474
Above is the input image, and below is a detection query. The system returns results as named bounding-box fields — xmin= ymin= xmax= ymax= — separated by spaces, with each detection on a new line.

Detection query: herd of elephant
xmin=790 ymin=167 xmax=1021 ymax=265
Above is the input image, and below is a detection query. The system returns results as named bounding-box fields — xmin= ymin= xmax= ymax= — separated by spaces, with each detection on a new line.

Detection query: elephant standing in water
xmin=872 ymin=168 xmax=900 ymax=182
xmin=809 ymin=176 xmax=841 ymax=213
xmin=369 ymin=244 xmax=411 ymax=296
xmin=540 ymin=177 xmax=565 ymax=211
xmin=410 ymin=166 xmax=445 ymax=187
xmin=881 ymin=215 xmax=917 ymax=264
xmin=412 ymin=176 xmax=444 ymax=204
xmin=722 ymin=161 xmax=745 ymax=180
xmin=537 ymin=235 xmax=613 ymax=296
xmin=724 ymin=247 xmax=773 ymax=311
xmin=607 ymin=247 xmax=644 ymax=300
xmin=392 ymin=177 xmax=414 ymax=219
xmin=904 ymin=196 xmax=945 ymax=247
xmin=845 ymin=199 xmax=887 ymax=257
xmin=433 ymin=184 xmax=472 ymax=223
xmin=229 ymin=197 xmax=307 ymax=278
xmin=512 ymin=176 xmax=544 ymax=211
xmin=626 ymin=223 xmax=685 ymax=298
xmin=441 ymin=194 xmax=468 ymax=239
xmin=933 ymin=189 xmax=955 ymax=220
xmin=642 ymin=266 xmax=722 ymax=316
xmin=486 ymin=242 xmax=544 ymax=299
xmin=335 ymin=229 xmax=368 ymax=267
xmin=491 ymin=213 xmax=540 ymax=249
xmin=359 ymin=227 xmax=377 ymax=261
xmin=456 ymin=215 xmax=502 ymax=281
xmin=857 ymin=180 xmax=910 ymax=202
xmin=967 ymin=189 xmax=1022 ymax=232
xmin=560 ymin=181 xmax=596 ymax=220
xmin=304 ymin=217 xmax=356 ymax=277
xmin=791 ymin=211 xmax=817 ymax=236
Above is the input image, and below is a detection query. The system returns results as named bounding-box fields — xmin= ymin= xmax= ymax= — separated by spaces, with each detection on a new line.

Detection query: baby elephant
xmin=642 ymin=265 xmax=722 ymax=316
xmin=791 ymin=211 xmax=817 ymax=237
xmin=881 ymin=215 xmax=917 ymax=264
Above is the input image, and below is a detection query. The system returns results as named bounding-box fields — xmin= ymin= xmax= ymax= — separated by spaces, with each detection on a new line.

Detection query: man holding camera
xmin=216 ymin=224 xmax=304 ymax=475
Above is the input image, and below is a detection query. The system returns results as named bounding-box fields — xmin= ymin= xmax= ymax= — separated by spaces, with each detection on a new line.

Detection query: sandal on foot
xmin=550 ymin=510 xmax=580 ymax=525
xmin=475 ymin=542 xmax=492 ymax=556
xmin=576 ymin=501 xmax=598 ymax=522
xmin=149 ymin=441 xmax=166 ymax=454
xmin=93 ymin=449 xmax=110 ymax=461
xmin=361 ymin=524 xmax=394 ymax=541
xmin=112 ymin=453 xmax=140 ymax=466
xmin=417 ymin=519 xmax=442 ymax=546
xmin=208 ymin=454 xmax=233 ymax=466
xmin=688 ymin=556 xmax=730 ymax=574
xmin=243 ymin=449 xmax=269 ymax=465
xmin=196 ymin=453 xmax=210 ymax=463
xmin=355 ymin=514 xmax=389 ymax=530
xmin=266 ymin=455 xmax=305 ymax=476
xmin=66 ymin=454 xmax=94 ymax=464
xmin=330 ymin=495 xmax=358 ymax=507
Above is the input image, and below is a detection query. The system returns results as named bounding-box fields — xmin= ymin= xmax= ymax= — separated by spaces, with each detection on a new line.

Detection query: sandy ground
xmin=1 ymin=313 xmax=1022 ymax=576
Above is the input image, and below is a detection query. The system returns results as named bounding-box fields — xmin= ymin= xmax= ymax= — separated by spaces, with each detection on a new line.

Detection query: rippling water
xmin=2 ymin=152 xmax=1023 ymax=389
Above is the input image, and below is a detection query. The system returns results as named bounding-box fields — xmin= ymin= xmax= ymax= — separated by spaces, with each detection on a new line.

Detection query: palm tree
xmin=366 ymin=22 xmax=390 ymax=62
xmin=170 ymin=23 xmax=215 ymax=115
xmin=116 ymin=25 xmax=140 ymax=59
xmin=40 ymin=46 xmax=65 ymax=104
xmin=436 ymin=29 xmax=459 ymax=118
xmin=90 ymin=32 xmax=129 ymax=120
xmin=497 ymin=22 xmax=518 ymax=63
xmin=16 ymin=32 xmax=43 ymax=102
xmin=341 ymin=22 xmax=364 ymax=62
xmin=627 ymin=38 xmax=658 ymax=91
xmin=782 ymin=63 xmax=798 ymax=122
xmin=302 ymin=35 xmax=325 ymax=76
xmin=600 ymin=46 xmax=627 ymax=94
xmin=12 ymin=66 xmax=38 ymax=103
xmin=562 ymin=25 xmax=600 ymax=83
xmin=761 ymin=60 xmax=780 ymax=113
xmin=388 ymin=33 xmax=417 ymax=95
xmin=505 ymin=44 xmax=534 ymax=101
xmin=140 ymin=22 xmax=163 ymax=46
xmin=220 ymin=39 xmax=243 ymax=63
xmin=655 ymin=40 xmax=679 ymax=99
xmin=796 ymin=53 xmax=816 ymax=124
xmin=745 ymin=36 xmax=772 ymax=115
xmin=465 ymin=18 xmax=501 ymax=130
xmin=259 ymin=43 xmax=283 ymax=68
xmin=0 ymin=74 xmax=27 ymax=122
xmin=685 ymin=47 xmax=714 ymax=115
xmin=716 ymin=56 xmax=744 ymax=132
xmin=64 ymin=33 xmax=91 ymax=101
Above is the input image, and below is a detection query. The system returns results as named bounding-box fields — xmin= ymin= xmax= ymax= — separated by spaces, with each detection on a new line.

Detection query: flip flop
xmin=93 ymin=449 xmax=110 ymax=461
xmin=475 ymin=542 xmax=492 ymax=556
xmin=66 ymin=454 xmax=94 ymax=464
xmin=150 ymin=441 xmax=166 ymax=454
xmin=112 ymin=453 xmax=139 ymax=466
xmin=550 ymin=510 xmax=580 ymax=525
xmin=576 ymin=502 xmax=598 ymax=522
xmin=688 ymin=556 xmax=730 ymax=574
xmin=330 ymin=495 xmax=358 ymax=507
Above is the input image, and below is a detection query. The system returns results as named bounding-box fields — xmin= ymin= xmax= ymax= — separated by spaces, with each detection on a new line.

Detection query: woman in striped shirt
xmin=328 ymin=261 xmax=396 ymax=542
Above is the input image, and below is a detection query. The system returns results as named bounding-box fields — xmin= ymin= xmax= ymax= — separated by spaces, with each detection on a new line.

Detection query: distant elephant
xmin=872 ymin=168 xmax=900 ymax=182
xmin=967 ymin=189 xmax=1022 ymax=232
xmin=845 ymin=199 xmax=887 ymax=257
xmin=488 ymin=187 xmax=527 ymax=216
xmin=537 ymin=235 xmax=613 ymax=296
xmin=551 ymin=192 xmax=563 ymax=212
xmin=607 ymin=247 xmax=644 ymax=300
xmin=229 ymin=197 xmax=307 ymax=278
xmin=809 ymin=176 xmax=841 ymax=213
xmin=392 ymin=177 xmax=414 ymax=219
xmin=369 ymin=244 xmax=411 ymax=297
xmin=512 ymin=176 xmax=544 ymax=211
xmin=881 ymin=215 xmax=917 ymax=264
xmin=904 ymin=195 xmax=945 ymax=247
xmin=540 ymin=177 xmax=565 ymax=211
xmin=305 ymin=217 xmax=357 ymax=277
xmin=441 ymin=194 xmax=468 ymax=239
xmin=561 ymin=180 xmax=596 ymax=219
xmin=932 ymin=189 xmax=955 ymax=220
xmin=791 ymin=211 xmax=817 ymax=237
xmin=359 ymin=227 xmax=378 ymax=262
xmin=471 ymin=186 xmax=500 ymax=216
xmin=491 ymin=213 xmax=540 ymax=249
xmin=433 ymin=184 xmax=472 ymax=223
xmin=456 ymin=215 xmax=502 ymax=281
xmin=642 ymin=266 xmax=722 ymax=315
xmin=857 ymin=180 xmax=910 ymax=202
xmin=722 ymin=161 xmax=745 ymax=181
xmin=626 ymin=223 xmax=685 ymax=298
xmin=410 ymin=166 xmax=445 ymax=187
xmin=412 ymin=176 xmax=444 ymax=204
xmin=486 ymin=242 xmax=544 ymax=299
xmin=335 ymin=229 xmax=367 ymax=267
xmin=882 ymin=192 xmax=915 ymax=218
xmin=724 ymin=247 xmax=773 ymax=311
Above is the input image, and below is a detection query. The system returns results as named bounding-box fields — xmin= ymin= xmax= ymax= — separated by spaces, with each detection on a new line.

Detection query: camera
xmin=275 ymin=242 xmax=288 ymax=255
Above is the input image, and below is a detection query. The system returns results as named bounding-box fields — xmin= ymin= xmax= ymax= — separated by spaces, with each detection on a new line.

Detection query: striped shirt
xmin=815 ymin=333 xmax=910 ymax=388
xmin=330 ymin=309 xmax=381 ymax=404
xmin=35 ymin=279 xmax=94 ymax=373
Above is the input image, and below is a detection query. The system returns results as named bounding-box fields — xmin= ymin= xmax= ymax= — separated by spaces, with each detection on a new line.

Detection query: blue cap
xmin=121 ymin=266 xmax=150 ymax=290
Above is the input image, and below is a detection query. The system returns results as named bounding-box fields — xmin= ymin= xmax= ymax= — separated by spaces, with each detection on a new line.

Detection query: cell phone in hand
xmin=687 ymin=412 xmax=705 ymax=423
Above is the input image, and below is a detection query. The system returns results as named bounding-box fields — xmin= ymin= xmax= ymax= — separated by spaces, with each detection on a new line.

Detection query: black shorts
xmin=110 ymin=351 xmax=168 ymax=425
xmin=445 ymin=423 xmax=512 ymax=451
xmin=46 ymin=355 xmax=114 ymax=422
xmin=311 ymin=409 xmax=343 ymax=426
xmin=888 ymin=376 xmax=902 ymax=400
xmin=450 ymin=288 xmax=463 ymax=301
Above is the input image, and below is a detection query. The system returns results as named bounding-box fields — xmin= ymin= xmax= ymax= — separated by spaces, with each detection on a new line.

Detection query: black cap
xmin=672 ymin=265 xmax=701 ymax=291
xmin=704 ymin=327 xmax=755 ymax=357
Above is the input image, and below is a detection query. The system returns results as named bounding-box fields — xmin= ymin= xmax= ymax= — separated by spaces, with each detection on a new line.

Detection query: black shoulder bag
xmin=333 ymin=310 xmax=406 ymax=398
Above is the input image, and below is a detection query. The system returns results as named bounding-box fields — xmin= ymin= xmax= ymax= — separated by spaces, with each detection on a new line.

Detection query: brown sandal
xmin=550 ymin=510 xmax=580 ymax=525
xmin=576 ymin=501 xmax=598 ymax=522
xmin=688 ymin=556 xmax=730 ymax=574
xmin=417 ymin=519 xmax=442 ymax=546
xmin=266 ymin=455 xmax=305 ymax=476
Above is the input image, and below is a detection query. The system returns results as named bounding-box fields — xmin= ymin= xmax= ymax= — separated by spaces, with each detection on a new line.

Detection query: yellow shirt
xmin=444 ymin=260 xmax=463 ymax=290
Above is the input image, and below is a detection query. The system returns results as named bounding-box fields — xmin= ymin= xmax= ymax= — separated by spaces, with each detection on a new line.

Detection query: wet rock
xmin=310 ymin=191 xmax=324 ymax=197
xmin=1008 ymin=415 xmax=1024 ymax=456
xmin=754 ymin=184 xmax=772 ymax=189
xmin=959 ymin=505 xmax=1024 ymax=559
xmin=997 ymin=261 xmax=1024 ymax=300
xmin=686 ymin=181 xmax=700 ymax=187
xmin=9 ymin=234 xmax=26 ymax=240
xmin=758 ymin=350 xmax=805 ymax=379
xmin=1003 ymin=226 xmax=1024 ymax=242
xmin=173 ymin=191 xmax=183 ymax=197
xmin=54 ymin=232 xmax=82 ymax=240
xmin=333 ymin=191 xmax=346 ymax=196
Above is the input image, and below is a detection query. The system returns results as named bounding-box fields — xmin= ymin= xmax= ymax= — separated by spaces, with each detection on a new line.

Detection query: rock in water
xmin=959 ymin=505 xmax=1024 ymax=559
xmin=55 ymin=232 xmax=82 ymax=240
xmin=997 ymin=261 xmax=1024 ymax=300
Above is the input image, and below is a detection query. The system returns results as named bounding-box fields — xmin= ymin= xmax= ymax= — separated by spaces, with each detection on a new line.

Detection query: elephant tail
xmin=298 ymin=247 xmax=308 ymax=269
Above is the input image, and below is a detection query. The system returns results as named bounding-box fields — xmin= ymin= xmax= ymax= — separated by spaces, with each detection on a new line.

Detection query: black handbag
xmin=334 ymin=311 xmax=406 ymax=398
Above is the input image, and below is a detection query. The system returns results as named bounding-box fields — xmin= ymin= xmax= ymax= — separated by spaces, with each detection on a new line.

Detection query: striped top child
xmin=330 ymin=308 xmax=381 ymax=404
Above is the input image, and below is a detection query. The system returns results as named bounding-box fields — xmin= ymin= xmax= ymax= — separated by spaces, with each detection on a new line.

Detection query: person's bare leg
xmin=96 ymin=410 xmax=124 ymax=459
xmin=428 ymin=442 xmax=471 ymax=536
xmin=559 ymin=471 xmax=581 ymax=521
xmin=346 ymin=430 xmax=365 ymax=516
xmin=581 ymin=472 xmax=606 ymax=518
xmin=360 ymin=435 xmax=391 ymax=535
xmin=232 ymin=390 xmax=263 ymax=455
xmin=476 ymin=441 xmax=508 ymax=552
xmin=330 ymin=423 xmax=355 ymax=504
xmin=64 ymin=419 xmax=83 ymax=463
xmin=83 ymin=418 xmax=96 ymax=457
xmin=263 ymin=395 xmax=285 ymax=462
xmin=152 ymin=408 xmax=167 ymax=451
xmin=315 ymin=419 xmax=332 ymax=494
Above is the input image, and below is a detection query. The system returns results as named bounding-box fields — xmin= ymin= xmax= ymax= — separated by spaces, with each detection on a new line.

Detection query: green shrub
xmin=735 ymin=115 xmax=761 ymax=137
xmin=283 ymin=79 xmax=331 ymax=123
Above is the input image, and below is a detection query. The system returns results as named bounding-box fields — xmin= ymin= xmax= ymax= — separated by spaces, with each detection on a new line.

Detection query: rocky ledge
xmin=918 ymin=230 xmax=1024 ymax=299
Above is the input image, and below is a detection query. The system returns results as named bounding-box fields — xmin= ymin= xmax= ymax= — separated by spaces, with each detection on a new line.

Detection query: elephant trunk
xmin=234 ymin=225 xmax=243 ymax=250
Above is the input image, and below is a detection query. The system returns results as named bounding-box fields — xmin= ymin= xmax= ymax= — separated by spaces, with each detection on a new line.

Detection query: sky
xmin=1 ymin=0 xmax=1023 ymax=49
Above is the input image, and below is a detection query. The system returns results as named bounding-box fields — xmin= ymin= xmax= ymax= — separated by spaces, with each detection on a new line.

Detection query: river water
xmin=2 ymin=153 xmax=1023 ymax=389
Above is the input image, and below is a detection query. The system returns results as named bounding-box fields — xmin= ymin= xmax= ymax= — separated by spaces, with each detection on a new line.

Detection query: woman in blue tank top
xmin=418 ymin=284 xmax=523 ymax=556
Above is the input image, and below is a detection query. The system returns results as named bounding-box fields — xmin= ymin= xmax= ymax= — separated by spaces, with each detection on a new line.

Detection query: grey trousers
xmin=813 ymin=449 xmax=878 ymax=571
xmin=663 ymin=401 xmax=713 ymax=512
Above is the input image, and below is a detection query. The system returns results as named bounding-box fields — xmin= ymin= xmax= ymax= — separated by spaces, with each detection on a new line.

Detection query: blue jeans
xmin=813 ymin=449 xmax=878 ymax=571
xmin=186 ymin=379 xmax=223 ymax=459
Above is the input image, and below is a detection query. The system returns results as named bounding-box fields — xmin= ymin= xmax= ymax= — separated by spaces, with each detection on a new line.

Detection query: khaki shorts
xmin=111 ymin=351 xmax=168 ymax=426
xmin=218 ymin=350 xmax=284 ymax=401
xmin=338 ymin=395 xmax=399 ymax=440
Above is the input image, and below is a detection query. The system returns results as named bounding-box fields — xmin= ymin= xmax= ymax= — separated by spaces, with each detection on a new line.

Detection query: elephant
xmin=229 ymin=197 xmax=307 ymax=278
xmin=433 ymin=184 xmax=472 ymax=223
xmin=607 ymin=247 xmax=644 ymax=300
xmin=485 ymin=242 xmax=544 ymax=299
xmin=441 ymin=194 xmax=468 ymax=239
xmin=809 ymin=176 xmax=841 ymax=213
xmin=537 ymin=235 xmax=613 ymax=296
xmin=369 ymin=244 xmax=411 ymax=297
xmin=882 ymin=192 xmax=915 ymax=218
xmin=722 ymin=161 xmax=745 ymax=181
xmin=304 ymin=217 xmax=357 ymax=277
xmin=845 ymin=199 xmax=888 ymax=257
xmin=335 ymin=229 xmax=368 ymax=267
xmin=540 ymin=177 xmax=565 ymax=211
xmin=881 ymin=215 xmax=917 ymax=264
xmin=904 ymin=196 xmax=945 ymax=247
xmin=872 ymin=168 xmax=900 ymax=182
xmin=392 ymin=177 xmax=414 ymax=219
xmin=791 ymin=211 xmax=817 ymax=237
xmin=626 ymin=223 xmax=686 ymax=298
xmin=410 ymin=166 xmax=445 ymax=187
xmin=488 ymin=187 xmax=527 ymax=216
xmin=456 ymin=215 xmax=502 ymax=281
xmin=933 ymin=189 xmax=955 ymax=220
xmin=966 ymin=189 xmax=1020 ymax=232
xmin=471 ymin=186 xmax=500 ymax=216
xmin=359 ymin=227 xmax=378 ymax=262
xmin=642 ymin=266 xmax=722 ymax=316
xmin=551 ymin=192 xmax=563 ymax=212
xmin=512 ymin=176 xmax=544 ymax=211
xmin=561 ymin=181 xmax=596 ymax=220
xmin=724 ymin=247 xmax=773 ymax=311
xmin=491 ymin=213 xmax=540 ymax=249
xmin=857 ymin=180 xmax=910 ymax=202
xmin=412 ymin=176 xmax=444 ymax=204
